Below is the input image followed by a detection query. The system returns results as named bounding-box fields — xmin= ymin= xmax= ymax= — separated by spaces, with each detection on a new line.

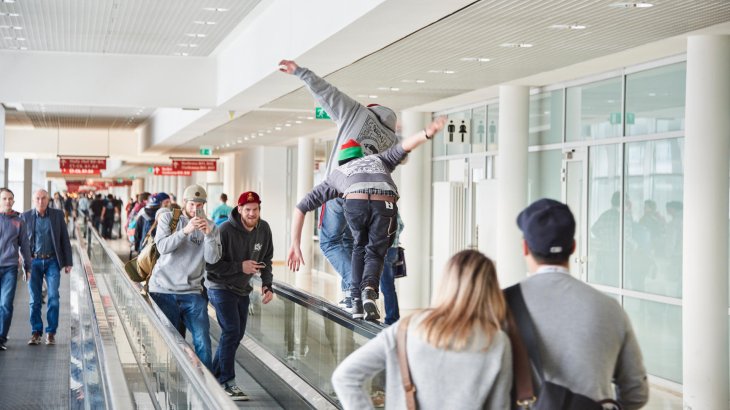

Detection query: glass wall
xmin=433 ymin=59 xmax=689 ymax=387
xmin=529 ymin=90 xmax=564 ymax=146
xmin=566 ymin=77 xmax=623 ymax=142
xmin=625 ymin=63 xmax=686 ymax=136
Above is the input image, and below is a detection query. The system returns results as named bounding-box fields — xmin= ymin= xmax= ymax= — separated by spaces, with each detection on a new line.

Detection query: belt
xmin=32 ymin=253 xmax=54 ymax=259
xmin=345 ymin=193 xmax=397 ymax=202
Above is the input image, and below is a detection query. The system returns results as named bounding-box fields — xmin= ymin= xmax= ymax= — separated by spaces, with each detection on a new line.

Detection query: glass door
xmin=562 ymin=148 xmax=588 ymax=280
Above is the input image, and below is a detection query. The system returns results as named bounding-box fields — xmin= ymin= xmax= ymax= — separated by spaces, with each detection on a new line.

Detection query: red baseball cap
xmin=238 ymin=191 xmax=261 ymax=206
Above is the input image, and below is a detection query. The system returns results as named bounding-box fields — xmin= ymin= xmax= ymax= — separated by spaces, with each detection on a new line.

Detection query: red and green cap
xmin=337 ymin=139 xmax=364 ymax=162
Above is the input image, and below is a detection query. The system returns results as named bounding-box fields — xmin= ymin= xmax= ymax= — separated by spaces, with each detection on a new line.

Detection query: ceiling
xmin=3 ymin=0 xmax=730 ymax=162
xmin=1 ymin=0 xmax=260 ymax=130
xmin=186 ymin=0 xmax=730 ymax=154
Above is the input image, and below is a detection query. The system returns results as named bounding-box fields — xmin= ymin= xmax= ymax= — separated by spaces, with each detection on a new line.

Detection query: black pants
xmin=344 ymin=199 xmax=397 ymax=295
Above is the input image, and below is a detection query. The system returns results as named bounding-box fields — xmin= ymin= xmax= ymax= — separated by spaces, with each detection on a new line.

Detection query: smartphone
xmin=195 ymin=208 xmax=206 ymax=219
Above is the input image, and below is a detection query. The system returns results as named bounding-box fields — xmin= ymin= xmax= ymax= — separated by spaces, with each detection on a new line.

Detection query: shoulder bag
xmin=124 ymin=208 xmax=182 ymax=282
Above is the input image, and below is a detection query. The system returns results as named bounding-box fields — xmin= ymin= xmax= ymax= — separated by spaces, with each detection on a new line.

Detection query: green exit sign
xmin=199 ymin=146 xmax=213 ymax=156
xmin=315 ymin=107 xmax=331 ymax=120
xmin=148 ymin=167 xmax=154 ymax=173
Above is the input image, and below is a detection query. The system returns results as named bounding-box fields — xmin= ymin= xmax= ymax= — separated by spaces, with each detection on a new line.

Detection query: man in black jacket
xmin=205 ymin=191 xmax=274 ymax=401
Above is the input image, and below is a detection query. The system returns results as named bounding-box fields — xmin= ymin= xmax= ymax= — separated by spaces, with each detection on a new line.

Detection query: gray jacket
xmin=295 ymin=66 xmax=399 ymax=175
xmin=332 ymin=312 xmax=512 ymax=410
xmin=149 ymin=210 xmax=222 ymax=295
xmin=0 ymin=211 xmax=31 ymax=273
xmin=520 ymin=270 xmax=649 ymax=409
xmin=296 ymin=145 xmax=407 ymax=213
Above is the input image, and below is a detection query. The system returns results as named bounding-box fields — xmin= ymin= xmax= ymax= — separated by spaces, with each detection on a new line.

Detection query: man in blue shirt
xmin=21 ymin=190 xmax=73 ymax=346
xmin=210 ymin=193 xmax=233 ymax=226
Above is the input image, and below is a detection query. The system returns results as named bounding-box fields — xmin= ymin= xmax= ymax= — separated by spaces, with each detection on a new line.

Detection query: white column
xmin=132 ymin=178 xmax=144 ymax=197
xmin=683 ymin=35 xmax=730 ymax=410
xmin=496 ymin=85 xmax=529 ymax=287
xmin=23 ymin=159 xmax=32 ymax=211
xmin=0 ymin=105 xmax=5 ymax=188
xmin=296 ymin=137 xmax=315 ymax=275
xmin=399 ymin=110 xmax=432 ymax=309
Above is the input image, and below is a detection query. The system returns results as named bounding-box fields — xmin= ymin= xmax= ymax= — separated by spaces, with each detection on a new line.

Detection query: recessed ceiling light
xmin=177 ymin=43 xmax=198 ymax=48
xmin=368 ymin=95 xmax=378 ymax=99
xmin=500 ymin=42 xmax=533 ymax=48
xmin=267 ymin=130 xmax=273 ymax=133
xmin=172 ymin=52 xmax=189 ymax=56
xmin=0 ymin=12 xmax=20 ymax=17
xmin=274 ymin=126 xmax=282 ymax=131
xmin=549 ymin=24 xmax=587 ymax=30
xmin=295 ymin=120 xmax=302 ymax=124
xmin=1 ymin=1 xmax=16 ymax=4
xmin=610 ymin=2 xmax=653 ymax=8
xmin=237 ymin=139 xmax=242 ymax=143
xmin=251 ymin=135 xmax=256 ymax=139
xmin=427 ymin=69 xmax=456 ymax=74
xmin=225 ymin=143 xmax=230 ymax=147
xmin=193 ymin=21 xmax=217 ymax=25
xmin=15 ymin=37 xmax=25 ymax=41
xmin=306 ymin=116 xmax=314 ymax=120
xmin=258 ymin=132 xmax=264 ymax=136
xmin=285 ymin=123 xmax=292 ymax=127
xmin=186 ymin=33 xmax=207 ymax=38
xmin=203 ymin=7 xmax=228 ymax=12
xmin=244 ymin=137 xmax=249 ymax=141
xmin=415 ymin=79 xmax=426 ymax=84
xmin=460 ymin=57 xmax=491 ymax=62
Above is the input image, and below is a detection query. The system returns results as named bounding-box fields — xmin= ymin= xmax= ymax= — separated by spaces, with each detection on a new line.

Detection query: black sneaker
xmin=362 ymin=288 xmax=381 ymax=321
xmin=351 ymin=298 xmax=364 ymax=319
xmin=0 ymin=343 xmax=6 ymax=351
xmin=223 ymin=383 xmax=249 ymax=401
xmin=338 ymin=297 xmax=353 ymax=312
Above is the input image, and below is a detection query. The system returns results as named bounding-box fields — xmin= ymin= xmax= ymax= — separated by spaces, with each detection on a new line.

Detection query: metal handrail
xmin=83 ymin=225 xmax=236 ymax=409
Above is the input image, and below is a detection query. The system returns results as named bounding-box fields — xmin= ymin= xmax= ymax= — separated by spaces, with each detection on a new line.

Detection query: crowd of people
xmin=0 ymin=59 xmax=652 ymax=408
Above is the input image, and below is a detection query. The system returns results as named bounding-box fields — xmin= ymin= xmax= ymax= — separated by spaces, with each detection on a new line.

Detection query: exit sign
xmin=315 ymin=107 xmax=331 ymax=120
xmin=200 ymin=146 xmax=213 ymax=156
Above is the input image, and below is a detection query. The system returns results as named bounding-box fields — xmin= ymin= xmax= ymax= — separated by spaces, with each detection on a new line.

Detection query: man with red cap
xmin=288 ymin=117 xmax=446 ymax=321
xmin=279 ymin=59 xmax=399 ymax=311
xmin=205 ymin=191 xmax=274 ymax=401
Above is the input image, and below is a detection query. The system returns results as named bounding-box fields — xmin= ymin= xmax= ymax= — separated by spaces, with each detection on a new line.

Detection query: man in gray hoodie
xmin=149 ymin=184 xmax=222 ymax=370
xmin=288 ymin=117 xmax=446 ymax=321
xmin=0 ymin=188 xmax=31 ymax=350
xmin=279 ymin=59 xmax=399 ymax=311
xmin=205 ymin=191 xmax=274 ymax=401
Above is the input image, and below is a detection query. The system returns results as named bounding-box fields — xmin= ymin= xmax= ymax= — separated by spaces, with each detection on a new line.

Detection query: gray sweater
xmin=295 ymin=66 xmax=399 ymax=176
xmin=296 ymin=145 xmax=407 ymax=213
xmin=149 ymin=211 xmax=222 ymax=294
xmin=332 ymin=313 xmax=512 ymax=410
xmin=520 ymin=270 xmax=649 ymax=409
xmin=0 ymin=211 xmax=31 ymax=273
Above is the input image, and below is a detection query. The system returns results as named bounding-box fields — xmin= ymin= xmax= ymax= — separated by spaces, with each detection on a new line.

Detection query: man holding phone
xmin=148 ymin=184 xmax=222 ymax=371
xmin=205 ymin=191 xmax=274 ymax=401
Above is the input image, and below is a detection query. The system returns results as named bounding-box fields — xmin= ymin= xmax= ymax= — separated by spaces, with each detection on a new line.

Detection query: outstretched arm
xmin=286 ymin=208 xmax=306 ymax=271
xmin=401 ymin=116 xmax=447 ymax=152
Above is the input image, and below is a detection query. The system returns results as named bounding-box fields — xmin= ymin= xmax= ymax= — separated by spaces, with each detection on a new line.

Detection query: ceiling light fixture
xmin=285 ymin=123 xmax=292 ymax=127
xmin=500 ymin=43 xmax=533 ymax=48
xmin=295 ymin=120 xmax=302 ymax=124
xmin=306 ymin=116 xmax=314 ymax=120
xmin=0 ymin=12 xmax=20 ymax=17
xmin=203 ymin=7 xmax=228 ymax=12
xmin=415 ymin=79 xmax=426 ymax=84
xmin=274 ymin=127 xmax=282 ymax=131
xmin=193 ymin=21 xmax=217 ymax=25
xmin=549 ymin=24 xmax=587 ymax=30
xmin=427 ymin=69 xmax=456 ymax=74
xmin=177 ymin=43 xmax=198 ymax=48
xmin=1 ymin=0 xmax=16 ymax=3
xmin=460 ymin=57 xmax=491 ymax=62
xmin=173 ymin=52 xmax=189 ymax=56
xmin=186 ymin=33 xmax=207 ymax=38
xmin=609 ymin=2 xmax=653 ymax=8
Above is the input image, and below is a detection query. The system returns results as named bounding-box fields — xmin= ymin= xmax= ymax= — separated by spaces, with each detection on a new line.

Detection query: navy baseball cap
xmin=516 ymin=198 xmax=576 ymax=258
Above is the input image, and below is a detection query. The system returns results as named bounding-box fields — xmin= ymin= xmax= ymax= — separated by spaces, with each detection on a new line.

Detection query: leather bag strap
xmin=396 ymin=316 xmax=417 ymax=410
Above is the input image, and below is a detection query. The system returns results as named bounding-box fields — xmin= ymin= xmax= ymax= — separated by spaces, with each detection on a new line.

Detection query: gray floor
xmin=0 ymin=265 xmax=70 ymax=409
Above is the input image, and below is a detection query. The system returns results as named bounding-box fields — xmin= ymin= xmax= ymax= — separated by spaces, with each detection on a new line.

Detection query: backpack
xmin=124 ymin=208 xmax=182 ymax=282
xmin=139 ymin=214 xmax=154 ymax=244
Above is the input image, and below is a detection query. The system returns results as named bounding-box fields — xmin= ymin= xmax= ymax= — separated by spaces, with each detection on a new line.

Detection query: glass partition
xmin=245 ymin=278 xmax=385 ymax=407
xmin=566 ymin=77 xmax=623 ymax=141
xmin=529 ymin=90 xmax=564 ymax=146
xmin=625 ymin=63 xmax=686 ymax=136
xmin=83 ymin=228 xmax=236 ymax=410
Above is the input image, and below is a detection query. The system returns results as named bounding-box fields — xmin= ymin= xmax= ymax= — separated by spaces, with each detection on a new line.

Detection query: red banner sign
xmin=61 ymin=168 xmax=101 ymax=175
xmin=154 ymin=166 xmax=192 ymax=176
xmin=110 ymin=180 xmax=133 ymax=187
xmin=59 ymin=158 xmax=107 ymax=171
xmin=172 ymin=160 xmax=217 ymax=172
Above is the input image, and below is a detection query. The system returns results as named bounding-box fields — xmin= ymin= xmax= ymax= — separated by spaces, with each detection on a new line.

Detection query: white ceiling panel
xmin=0 ymin=0 xmax=260 ymax=55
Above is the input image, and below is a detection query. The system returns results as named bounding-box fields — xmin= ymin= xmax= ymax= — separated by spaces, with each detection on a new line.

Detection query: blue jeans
xmin=29 ymin=258 xmax=61 ymax=334
xmin=150 ymin=292 xmax=212 ymax=370
xmin=380 ymin=248 xmax=400 ymax=325
xmin=0 ymin=265 xmax=19 ymax=343
xmin=208 ymin=289 xmax=250 ymax=385
xmin=319 ymin=198 xmax=353 ymax=293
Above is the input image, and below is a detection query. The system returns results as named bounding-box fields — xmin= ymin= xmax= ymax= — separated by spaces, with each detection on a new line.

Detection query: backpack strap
xmin=170 ymin=208 xmax=182 ymax=231
xmin=396 ymin=315 xmax=417 ymax=410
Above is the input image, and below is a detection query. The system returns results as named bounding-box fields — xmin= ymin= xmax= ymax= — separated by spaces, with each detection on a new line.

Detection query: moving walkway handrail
xmin=82 ymin=226 xmax=236 ymax=409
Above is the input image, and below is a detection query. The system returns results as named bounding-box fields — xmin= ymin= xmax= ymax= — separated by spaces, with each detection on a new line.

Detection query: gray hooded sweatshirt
xmin=294 ymin=66 xmax=399 ymax=175
xmin=149 ymin=209 xmax=222 ymax=295
xmin=0 ymin=211 xmax=31 ymax=273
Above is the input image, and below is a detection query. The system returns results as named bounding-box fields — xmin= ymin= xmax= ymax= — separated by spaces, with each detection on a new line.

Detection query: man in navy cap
xmin=510 ymin=198 xmax=649 ymax=409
